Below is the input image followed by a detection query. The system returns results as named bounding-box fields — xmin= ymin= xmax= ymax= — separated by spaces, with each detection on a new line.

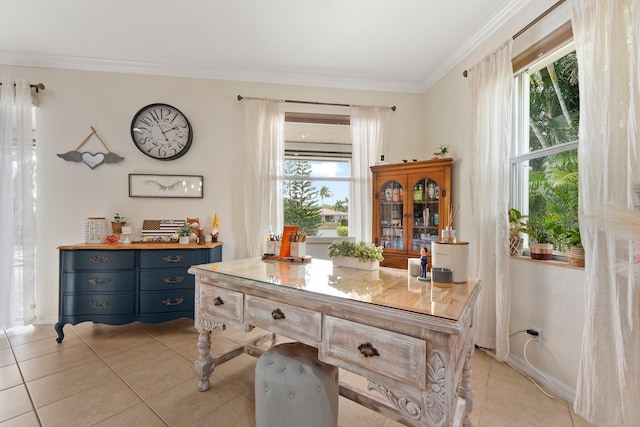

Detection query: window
xmin=511 ymin=38 xmax=579 ymax=252
xmin=284 ymin=112 xmax=352 ymax=238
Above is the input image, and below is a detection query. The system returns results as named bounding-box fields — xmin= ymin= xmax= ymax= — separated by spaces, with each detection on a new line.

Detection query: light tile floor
xmin=1 ymin=319 xmax=594 ymax=427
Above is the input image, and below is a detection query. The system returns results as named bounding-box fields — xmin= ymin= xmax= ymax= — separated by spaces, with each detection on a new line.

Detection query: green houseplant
xmin=508 ymin=208 xmax=526 ymax=256
xmin=560 ymin=224 xmax=584 ymax=267
xmin=178 ymin=224 xmax=193 ymax=244
xmin=111 ymin=213 xmax=126 ymax=234
xmin=328 ymin=240 xmax=384 ymax=270
xmin=521 ymin=215 xmax=555 ymax=260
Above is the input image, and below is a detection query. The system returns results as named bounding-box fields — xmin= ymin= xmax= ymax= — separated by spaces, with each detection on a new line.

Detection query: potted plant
xmin=178 ymin=224 xmax=193 ymax=245
xmin=522 ymin=215 xmax=555 ymax=260
xmin=111 ymin=213 xmax=126 ymax=234
xmin=508 ymin=208 xmax=526 ymax=256
xmin=328 ymin=240 xmax=384 ymax=270
xmin=561 ymin=224 xmax=584 ymax=267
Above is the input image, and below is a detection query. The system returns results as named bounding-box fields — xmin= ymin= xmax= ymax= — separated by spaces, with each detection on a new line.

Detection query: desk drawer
xmin=245 ymin=295 xmax=321 ymax=346
xmin=140 ymin=250 xmax=207 ymax=269
xmin=321 ymin=316 xmax=426 ymax=388
xmin=63 ymin=294 xmax=134 ymax=316
xmin=140 ymin=269 xmax=194 ymax=291
xmin=200 ymin=285 xmax=243 ymax=325
xmin=62 ymin=250 xmax=135 ymax=271
xmin=140 ymin=290 xmax=194 ymax=314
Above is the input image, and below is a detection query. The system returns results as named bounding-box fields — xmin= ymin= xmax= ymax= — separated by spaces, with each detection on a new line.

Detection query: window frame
xmin=510 ymin=30 xmax=579 ymax=260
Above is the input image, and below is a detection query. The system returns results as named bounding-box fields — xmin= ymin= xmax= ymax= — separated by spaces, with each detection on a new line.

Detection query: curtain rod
xmin=462 ymin=0 xmax=566 ymax=77
xmin=0 ymin=82 xmax=46 ymax=93
xmin=237 ymin=95 xmax=396 ymax=112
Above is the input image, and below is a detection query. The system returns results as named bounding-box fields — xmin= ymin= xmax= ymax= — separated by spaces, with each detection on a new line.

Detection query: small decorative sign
xmin=57 ymin=126 xmax=124 ymax=169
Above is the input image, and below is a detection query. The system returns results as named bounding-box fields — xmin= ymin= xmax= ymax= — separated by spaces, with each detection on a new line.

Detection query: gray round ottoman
xmin=255 ymin=342 xmax=339 ymax=427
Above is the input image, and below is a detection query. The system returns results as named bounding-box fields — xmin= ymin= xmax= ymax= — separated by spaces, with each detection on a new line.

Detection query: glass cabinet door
xmin=379 ymin=179 xmax=404 ymax=250
xmin=410 ymin=177 xmax=441 ymax=251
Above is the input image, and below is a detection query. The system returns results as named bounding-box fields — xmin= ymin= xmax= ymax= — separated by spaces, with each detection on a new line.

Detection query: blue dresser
xmin=55 ymin=242 xmax=222 ymax=342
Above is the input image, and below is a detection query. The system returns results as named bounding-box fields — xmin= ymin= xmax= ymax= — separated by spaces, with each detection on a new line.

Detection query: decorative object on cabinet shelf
xmin=211 ymin=212 xmax=220 ymax=242
xmin=139 ymin=219 xmax=185 ymax=243
xmin=508 ymin=208 xmax=526 ymax=256
xmin=105 ymin=234 xmax=120 ymax=244
xmin=128 ymin=174 xmax=203 ymax=198
xmin=178 ymin=224 xmax=193 ymax=244
xmin=328 ymin=240 xmax=384 ymax=270
xmin=120 ymin=226 xmax=132 ymax=244
xmin=432 ymin=145 xmax=448 ymax=159
xmin=83 ymin=217 xmax=108 ymax=243
xmin=111 ymin=213 xmax=126 ymax=234
xmin=57 ymin=126 xmax=124 ymax=169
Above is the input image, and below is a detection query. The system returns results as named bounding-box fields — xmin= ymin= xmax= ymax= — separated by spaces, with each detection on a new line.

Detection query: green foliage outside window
xmin=284 ymin=160 xmax=322 ymax=236
xmin=525 ymin=50 xmax=580 ymax=248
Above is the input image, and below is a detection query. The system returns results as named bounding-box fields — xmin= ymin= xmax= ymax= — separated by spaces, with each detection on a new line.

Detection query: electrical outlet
xmin=527 ymin=328 xmax=542 ymax=345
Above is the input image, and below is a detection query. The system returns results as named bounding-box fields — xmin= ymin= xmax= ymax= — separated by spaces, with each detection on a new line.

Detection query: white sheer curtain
xmin=242 ymin=99 xmax=284 ymax=258
xmin=0 ymin=78 xmax=36 ymax=329
xmin=350 ymin=106 xmax=391 ymax=243
xmin=571 ymin=1 xmax=640 ymax=425
xmin=467 ymin=40 xmax=513 ymax=361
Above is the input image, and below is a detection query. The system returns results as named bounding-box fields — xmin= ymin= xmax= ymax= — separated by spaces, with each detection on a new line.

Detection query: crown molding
xmin=419 ymin=0 xmax=529 ymax=92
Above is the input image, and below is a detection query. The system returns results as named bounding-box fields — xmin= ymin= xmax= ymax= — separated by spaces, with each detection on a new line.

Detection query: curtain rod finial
xmin=463 ymin=70 xmax=468 ymax=78
xmin=391 ymin=106 xmax=397 ymax=111
xmin=237 ymin=95 xmax=243 ymax=101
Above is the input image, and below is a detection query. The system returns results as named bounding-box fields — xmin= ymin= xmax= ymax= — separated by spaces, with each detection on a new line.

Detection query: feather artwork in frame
xmin=129 ymin=174 xmax=203 ymax=198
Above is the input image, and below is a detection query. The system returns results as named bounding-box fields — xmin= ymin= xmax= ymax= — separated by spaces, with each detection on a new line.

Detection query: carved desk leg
xmin=459 ymin=350 xmax=474 ymax=426
xmin=194 ymin=329 xmax=214 ymax=391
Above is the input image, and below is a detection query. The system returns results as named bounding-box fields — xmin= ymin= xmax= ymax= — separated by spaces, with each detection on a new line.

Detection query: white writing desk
xmin=189 ymin=258 xmax=480 ymax=427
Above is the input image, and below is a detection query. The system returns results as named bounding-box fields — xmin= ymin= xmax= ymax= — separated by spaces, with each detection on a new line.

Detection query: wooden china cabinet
xmin=371 ymin=158 xmax=452 ymax=269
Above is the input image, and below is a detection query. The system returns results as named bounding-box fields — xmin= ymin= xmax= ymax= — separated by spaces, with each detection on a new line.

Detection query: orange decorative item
xmin=105 ymin=234 xmax=120 ymax=244
xmin=279 ymin=225 xmax=298 ymax=257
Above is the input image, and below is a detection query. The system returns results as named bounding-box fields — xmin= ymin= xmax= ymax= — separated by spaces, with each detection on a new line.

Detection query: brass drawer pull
xmin=162 ymin=255 xmax=184 ymax=263
xmin=163 ymin=276 xmax=185 ymax=284
xmin=88 ymin=277 xmax=110 ymax=286
xmin=162 ymin=298 xmax=184 ymax=306
xmin=271 ymin=308 xmax=286 ymax=320
xmin=89 ymin=256 xmax=109 ymax=264
xmin=213 ymin=296 xmax=224 ymax=306
xmin=89 ymin=300 xmax=109 ymax=308
xmin=358 ymin=342 xmax=380 ymax=357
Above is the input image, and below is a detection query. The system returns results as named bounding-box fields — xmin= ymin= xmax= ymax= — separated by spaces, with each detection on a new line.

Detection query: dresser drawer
xmin=139 ymin=269 xmax=195 ymax=291
xmin=140 ymin=250 xmax=207 ymax=269
xmin=320 ymin=316 xmax=427 ymax=388
xmin=199 ymin=285 xmax=243 ymax=325
xmin=64 ymin=271 xmax=136 ymax=293
xmin=245 ymin=295 xmax=321 ymax=346
xmin=140 ymin=290 xmax=194 ymax=314
xmin=61 ymin=250 xmax=135 ymax=271
xmin=63 ymin=294 xmax=134 ymax=316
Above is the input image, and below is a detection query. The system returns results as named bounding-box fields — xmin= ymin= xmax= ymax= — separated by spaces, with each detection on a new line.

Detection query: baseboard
xmin=507 ymin=353 xmax=576 ymax=404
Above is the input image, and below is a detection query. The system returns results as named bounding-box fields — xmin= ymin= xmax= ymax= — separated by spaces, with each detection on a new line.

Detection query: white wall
xmin=0 ymin=64 xmax=425 ymax=324
xmin=421 ymin=0 xmax=584 ymax=400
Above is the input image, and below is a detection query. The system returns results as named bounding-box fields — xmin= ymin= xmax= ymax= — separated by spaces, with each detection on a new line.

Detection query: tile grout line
xmin=3 ymin=328 xmax=44 ymax=427
xmin=77 ymin=323 xmax=171 ymax=427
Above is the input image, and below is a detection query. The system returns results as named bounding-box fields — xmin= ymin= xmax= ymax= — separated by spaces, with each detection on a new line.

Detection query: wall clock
xmin=130 ymin=103 xmax=193 ymax=160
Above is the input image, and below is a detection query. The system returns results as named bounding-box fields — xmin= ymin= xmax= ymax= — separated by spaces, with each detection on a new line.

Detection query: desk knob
xmin=213 ymin=296 xmax=224 ymax=306
xmin=271 ymin=308 xmax=286 ymax=320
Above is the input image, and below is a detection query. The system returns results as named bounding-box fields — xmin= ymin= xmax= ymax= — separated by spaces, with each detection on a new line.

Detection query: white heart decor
xmin=82 ymin=152 xmax=105 ymax=169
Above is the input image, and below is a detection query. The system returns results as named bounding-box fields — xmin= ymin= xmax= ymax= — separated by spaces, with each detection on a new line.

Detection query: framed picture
xmin=128 ymin=174 xmax=203 ymax=198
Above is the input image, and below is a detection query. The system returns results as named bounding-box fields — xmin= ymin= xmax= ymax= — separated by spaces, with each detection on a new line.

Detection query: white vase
xmin=332 ymin=256 xmax=379 ymax=270
xmin=179 ymin=236 xmax=190 ymax=245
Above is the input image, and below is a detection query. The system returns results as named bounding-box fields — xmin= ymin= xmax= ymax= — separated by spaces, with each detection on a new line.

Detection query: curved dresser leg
xmin=55 ymin=323 xmax=64 ymax=343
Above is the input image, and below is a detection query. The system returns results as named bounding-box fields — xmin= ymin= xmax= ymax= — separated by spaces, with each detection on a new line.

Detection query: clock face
xmin=130 ymin=103 xmax=193 ymax=160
